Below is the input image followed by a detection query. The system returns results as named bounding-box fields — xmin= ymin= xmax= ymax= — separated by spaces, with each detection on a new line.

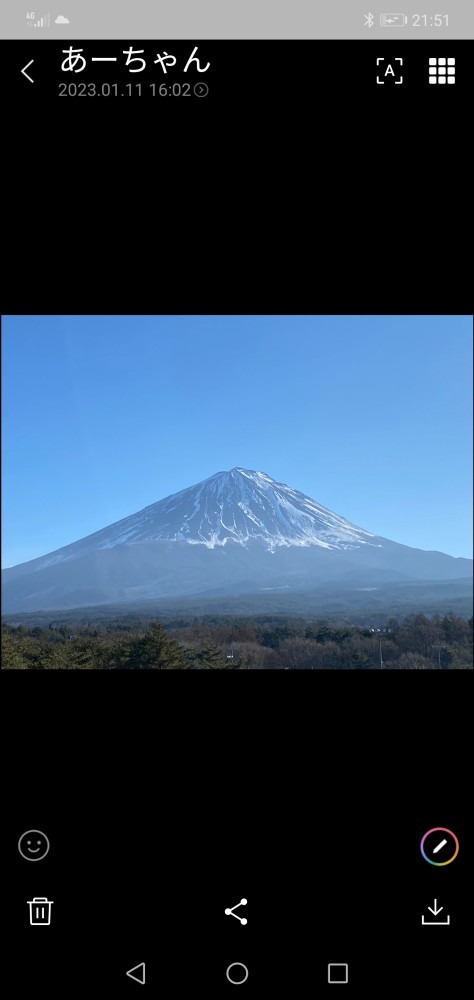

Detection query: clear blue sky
xmin=2 ymin=315 xmax=472 ymax=567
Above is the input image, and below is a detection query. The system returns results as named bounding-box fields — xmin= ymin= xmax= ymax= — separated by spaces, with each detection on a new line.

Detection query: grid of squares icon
xmin=429 ymin=58 xmax=455 ymax=84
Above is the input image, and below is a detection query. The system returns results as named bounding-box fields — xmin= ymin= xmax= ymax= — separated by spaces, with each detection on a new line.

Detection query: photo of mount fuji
xmin=2 ymin=467 xmax=472 ymax=613
xmin=2 ymin=315 xmax=472 ymax=668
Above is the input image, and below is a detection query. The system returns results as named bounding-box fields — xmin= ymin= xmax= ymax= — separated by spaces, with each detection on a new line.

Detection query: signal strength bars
xmin=26 ymin=12 xmax=51 ymax=28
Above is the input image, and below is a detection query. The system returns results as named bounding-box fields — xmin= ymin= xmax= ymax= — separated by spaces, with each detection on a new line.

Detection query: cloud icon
xmin=55 ymin=15 xmax=70 ymax=24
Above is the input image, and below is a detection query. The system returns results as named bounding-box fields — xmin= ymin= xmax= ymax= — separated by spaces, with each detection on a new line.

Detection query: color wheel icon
xmin=420 ymin=827 xmax=459 ymax=866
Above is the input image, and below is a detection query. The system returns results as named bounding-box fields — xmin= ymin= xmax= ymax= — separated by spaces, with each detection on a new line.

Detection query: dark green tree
xmin=351 ymin=648 xmax=373 ymax=669
xmin=184 ymin=644 xmax=229 ymax=668
xmin=1 ymin=627 xmax=28 ymax=669
xmin=126 ymin=621 xmax=188 ymax=669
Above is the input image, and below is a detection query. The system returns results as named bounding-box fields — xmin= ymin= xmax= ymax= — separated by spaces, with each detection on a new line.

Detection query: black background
xmin=1 ymin=38 xmax=472 ymax=995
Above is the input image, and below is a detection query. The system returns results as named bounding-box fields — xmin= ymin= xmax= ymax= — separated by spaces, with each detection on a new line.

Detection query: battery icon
xmin=380 ymin=13 xmax=408 ymax=26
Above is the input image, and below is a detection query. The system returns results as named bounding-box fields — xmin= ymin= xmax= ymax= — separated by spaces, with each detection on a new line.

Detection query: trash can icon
xmin=28 ymin=897 xmax=54 ymax=925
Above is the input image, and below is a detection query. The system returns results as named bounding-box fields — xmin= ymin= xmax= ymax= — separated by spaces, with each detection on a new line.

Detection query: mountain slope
xmin=2 ymin=469 xmax=472 ymax=612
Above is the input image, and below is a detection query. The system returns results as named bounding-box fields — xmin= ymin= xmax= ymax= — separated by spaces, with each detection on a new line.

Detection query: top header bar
xmin=2 ymin=1 xmax=473 ymax=40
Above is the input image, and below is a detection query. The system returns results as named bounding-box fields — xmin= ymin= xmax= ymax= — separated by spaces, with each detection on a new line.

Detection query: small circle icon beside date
xmin=194 ymin=83 xmax=209 ymax=98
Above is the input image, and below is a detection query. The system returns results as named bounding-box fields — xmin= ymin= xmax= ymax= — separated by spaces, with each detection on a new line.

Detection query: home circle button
xmin=226 ymin=963 xmax=249 ymax=984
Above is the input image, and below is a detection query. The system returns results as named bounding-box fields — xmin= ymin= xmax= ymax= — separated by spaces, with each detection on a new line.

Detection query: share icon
xmin=225 ymin=898 xmax=248 ymax=925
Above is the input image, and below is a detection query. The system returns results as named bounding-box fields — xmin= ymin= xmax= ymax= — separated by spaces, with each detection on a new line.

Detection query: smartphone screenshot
xmin=1 ymin=2 xmax=472 ymax=994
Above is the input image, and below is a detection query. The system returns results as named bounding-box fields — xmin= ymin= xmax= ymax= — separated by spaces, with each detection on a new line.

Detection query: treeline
xmin=1 ymin=620 xmax=226 ymax=670
xmin=1 ymin=611 xmax=472 ymax=669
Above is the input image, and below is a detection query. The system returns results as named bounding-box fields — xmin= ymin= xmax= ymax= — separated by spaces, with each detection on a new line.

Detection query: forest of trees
xmin=1 ymin=611 xmax=472 ymax=669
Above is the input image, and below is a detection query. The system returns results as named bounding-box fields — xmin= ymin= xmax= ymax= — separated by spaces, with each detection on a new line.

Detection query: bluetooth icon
xmin=364 ymin=12 xmax=375 ymax=27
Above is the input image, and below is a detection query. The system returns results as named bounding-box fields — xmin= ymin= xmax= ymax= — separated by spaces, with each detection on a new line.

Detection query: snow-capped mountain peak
xmin=4 ymin=468 xmax=472 ymax=613
xmin=34 ymin=468 xmax=378 ymax=564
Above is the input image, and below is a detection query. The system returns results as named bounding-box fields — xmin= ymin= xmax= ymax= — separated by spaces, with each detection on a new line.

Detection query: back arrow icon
xmin=126 ymin=962 xmax=146 ymax=985
xmin=21 ymin=59 xmax=34 ymax=83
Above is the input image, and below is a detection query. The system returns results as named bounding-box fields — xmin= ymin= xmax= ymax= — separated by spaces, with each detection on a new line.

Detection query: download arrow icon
xmin=422 ymin=899 xmax=450 ymax=925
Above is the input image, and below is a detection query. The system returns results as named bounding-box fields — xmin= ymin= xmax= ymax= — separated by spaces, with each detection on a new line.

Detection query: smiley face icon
xmin=18 ymin=830 xmax=50 ymax=861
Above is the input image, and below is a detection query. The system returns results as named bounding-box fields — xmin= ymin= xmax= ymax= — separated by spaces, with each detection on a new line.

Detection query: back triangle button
xmin=126 ymin=962 xmax=146 ymax=984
